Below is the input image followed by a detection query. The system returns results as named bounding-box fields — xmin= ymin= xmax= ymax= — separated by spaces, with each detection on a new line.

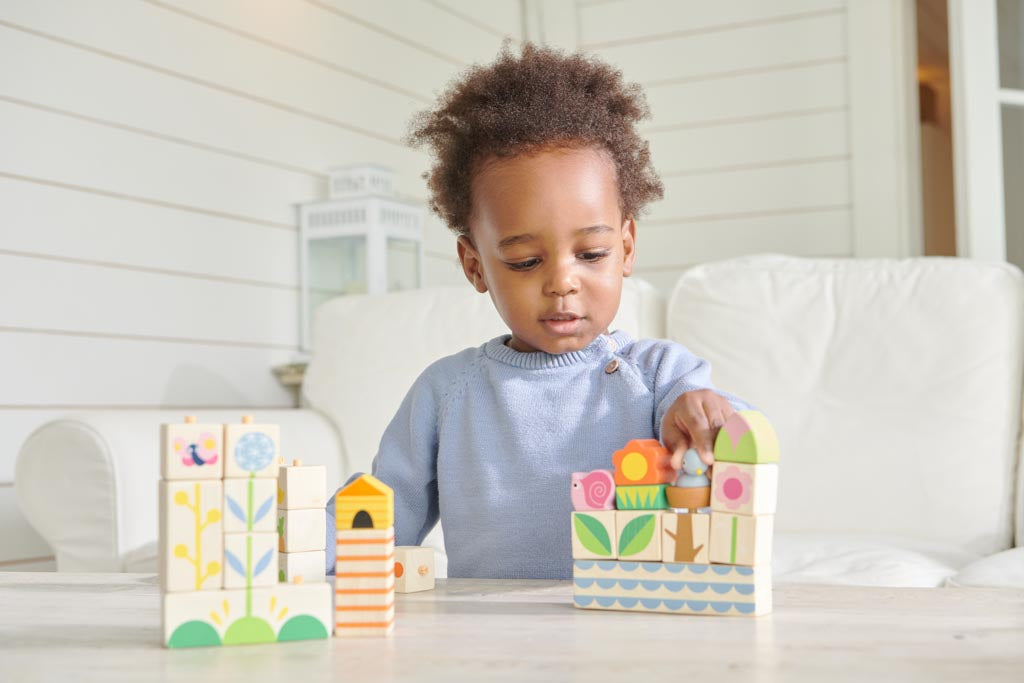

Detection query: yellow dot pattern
xmin=620 ymin=452 xmax=649 ymax=482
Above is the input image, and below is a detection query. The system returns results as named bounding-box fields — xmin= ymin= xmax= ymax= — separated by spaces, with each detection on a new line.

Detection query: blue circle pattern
xmin=234 ymin=432 xmax=276 ymax=472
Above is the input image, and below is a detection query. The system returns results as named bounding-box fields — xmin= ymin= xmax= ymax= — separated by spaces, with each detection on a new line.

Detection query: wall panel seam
xmin=302 ymin=0 xmax=465 ymax=66
xmin=0 ymin=325 xmax=298 ymax=352
xmin=0 ymin=405 xmax=289 ymax=411
xmin=142 ymin=0 xmax=434 ymax=103
xmin=0 ymin=248 xmax=297 ymax=292
xmin=0 ymin=95 xmax=326 ymax=181
xmin=642 ymin=57 xmax=847 ymax=89
xmin=423 ymin=0 xmax=515 ymax=40
xmin=642 ymin=203 xmax=852 ymax=226
xmin=0 ymin=19 xmax=406 ymax=147
xmin=581 ymin=8 xmax=844 ymax=49
xmin=661 ymin=154 xmax=852 ymax=178
xmin=0 ymin=556 xmax=56 ymax=568
xmin=0 ymin=171 xmax=295 ymax=232
xmin=644 ymin=106 xmax=849 ymax=134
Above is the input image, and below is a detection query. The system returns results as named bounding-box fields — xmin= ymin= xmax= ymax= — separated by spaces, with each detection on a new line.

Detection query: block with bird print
xmin=161 ymin=416 xmax=223 ymax=480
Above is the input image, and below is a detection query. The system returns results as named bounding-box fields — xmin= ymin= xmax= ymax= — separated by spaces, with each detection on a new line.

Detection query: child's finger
xmin=662 ymin=416 xmax=691 ymax=469
xmin=675 ymin=402 xmax=713 ymax=464
xmin=700 ymin=401 xmax=734 ymax=465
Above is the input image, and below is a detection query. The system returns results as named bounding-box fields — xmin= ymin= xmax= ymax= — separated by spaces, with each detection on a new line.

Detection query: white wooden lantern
xmin=298 ymin=165 xmax=424 ymax=351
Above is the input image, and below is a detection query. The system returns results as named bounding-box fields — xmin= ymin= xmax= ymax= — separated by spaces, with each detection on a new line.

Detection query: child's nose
xmin=545 ymin=263 xmax=579 ymax=296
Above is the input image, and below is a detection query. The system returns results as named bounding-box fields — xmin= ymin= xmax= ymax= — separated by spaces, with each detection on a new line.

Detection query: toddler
xmin=326 ymin=43 xmax=751 ymax=579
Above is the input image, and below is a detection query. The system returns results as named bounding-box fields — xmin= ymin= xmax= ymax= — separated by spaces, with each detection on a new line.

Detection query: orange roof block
xmin=612 ymin=439 xmax=675 ymax=486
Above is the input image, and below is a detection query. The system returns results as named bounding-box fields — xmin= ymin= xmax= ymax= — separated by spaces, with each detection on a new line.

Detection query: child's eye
xmin=578 ymin=250 xmax=610 ymax=262
xmin=506 ymin=258 xmax=540 ymax=271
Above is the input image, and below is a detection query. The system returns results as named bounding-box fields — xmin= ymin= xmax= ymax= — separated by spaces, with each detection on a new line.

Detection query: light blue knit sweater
xmin=325 ymin=330 xmax=751 ymax=579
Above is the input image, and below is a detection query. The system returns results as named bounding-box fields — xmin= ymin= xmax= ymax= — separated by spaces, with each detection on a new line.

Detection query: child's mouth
xmin=541 ymin=314 xmax=583 ymax=335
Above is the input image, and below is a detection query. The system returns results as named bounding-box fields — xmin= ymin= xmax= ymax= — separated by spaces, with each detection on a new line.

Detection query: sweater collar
xmin=483 ymin=330 xmax=632 ymax=369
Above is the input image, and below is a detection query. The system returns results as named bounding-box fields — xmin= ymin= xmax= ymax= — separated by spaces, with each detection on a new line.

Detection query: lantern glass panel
xmin=309 ymin=236 xmax=367 ymax=317
xmin=386 ymin=237 xmax=420 ymax=292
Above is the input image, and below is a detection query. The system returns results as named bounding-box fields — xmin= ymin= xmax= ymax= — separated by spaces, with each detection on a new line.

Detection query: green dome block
xmin=714 ymin=410 xmax=779 ymax=464
xmin=278 ymin=614 xmax=329 ymax=642
xmin=167 ymin=620 xmax=221 ymax=649
xmin=223 ymin=616 xmax=276 ymax=646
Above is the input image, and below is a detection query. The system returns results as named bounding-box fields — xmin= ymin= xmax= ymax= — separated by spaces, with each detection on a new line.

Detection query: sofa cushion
xmin=302 ymin=277 xmax=663 ymax=479
xmin=667 ymin=255 xmax=1024 ymax=557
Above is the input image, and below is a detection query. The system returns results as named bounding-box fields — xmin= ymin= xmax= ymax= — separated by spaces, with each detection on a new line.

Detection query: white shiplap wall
xmin=573 ymin=0 xmax=853 ymax=291
xmin=0 ymin=0 xmax=519 ymax=570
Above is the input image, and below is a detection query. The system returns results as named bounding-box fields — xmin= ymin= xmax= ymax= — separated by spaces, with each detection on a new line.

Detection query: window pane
xmin=998 ymin=0 xmax=1024 ymax=88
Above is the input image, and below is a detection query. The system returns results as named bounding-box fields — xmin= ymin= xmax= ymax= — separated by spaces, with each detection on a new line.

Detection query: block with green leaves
xmin=615 ymin=484 xmax=667 ymax=510
xmin=571 ymin=511 xmax=617 ymax=560
xmin=615 ymin=510 xmax=662 ymax=561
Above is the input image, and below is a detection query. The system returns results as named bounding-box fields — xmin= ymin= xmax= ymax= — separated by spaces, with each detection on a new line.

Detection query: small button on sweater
xmin=326 ymin=330 xmax=752 ymax=579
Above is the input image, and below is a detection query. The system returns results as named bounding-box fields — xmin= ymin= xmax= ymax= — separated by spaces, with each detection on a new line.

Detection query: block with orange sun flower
xmin=611 ymin=439 xmax=675 ymax=486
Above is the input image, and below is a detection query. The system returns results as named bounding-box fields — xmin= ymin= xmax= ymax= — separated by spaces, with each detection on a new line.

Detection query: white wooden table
xmin=1 ymin=573 xmax=1022 ymax=682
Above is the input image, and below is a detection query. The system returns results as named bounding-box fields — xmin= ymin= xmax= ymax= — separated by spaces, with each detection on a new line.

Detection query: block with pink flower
xmin=710 ymin=462 xmax=778 ymax=517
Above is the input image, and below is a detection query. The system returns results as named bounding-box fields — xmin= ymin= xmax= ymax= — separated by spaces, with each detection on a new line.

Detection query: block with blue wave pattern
xmin=572 ymin=560 xmax=771 ymax=616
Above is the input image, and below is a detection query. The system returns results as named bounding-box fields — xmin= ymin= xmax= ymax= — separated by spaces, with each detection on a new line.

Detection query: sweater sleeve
xmin=325 ymin=365 xmax=442 ymax=575
xmin=635 ymin=340 xmax=754 ymax=442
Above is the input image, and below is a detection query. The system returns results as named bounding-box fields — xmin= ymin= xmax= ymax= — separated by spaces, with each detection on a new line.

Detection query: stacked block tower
xmin=277 ymin=459 xmax=328 ymax=583
xmin=334 ymin=474 xmax=396 ymax=636
xmin=159 ymin=415 xmax=332 ymax=648
xmin=571 ymin=409 xmax=779 ymax=617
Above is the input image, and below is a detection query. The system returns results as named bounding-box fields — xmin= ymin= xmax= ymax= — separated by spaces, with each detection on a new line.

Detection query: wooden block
xmin=335 ymin=474 xmax=394 ymax=530
xmin=570 ymin=469 xmax=615 ymax=511
xmin=335 ymin=528 xmax=395 ymax=577
xmin=709 ymin=512 xmax=774 ymax=566
xmin=223 ymin=477 xmax=277 ymax=533
xmin=612 ymin=439 xmax=675 ymax=485
xmin=278 ymin=508 xmax=326 ymax=553
xmin=224 ymin=416 xmax=280 ymax=479
xmin=334 ymin=526 xmax=395 ymax=637
xmin=162 ymin=582 xmax=332 ymax=648
xmin=573 ymin=560 xmax=772 ymax=616
xmin=571 ymin=511 xmax=617 ymax=560
xmin=714 ymin=410 xmax=779 ymax=464
xmin=277 ymin=460 xmax=327 ymax=510
xmin=661 ymin=512 xmax=710 ymax=564
xmin=223 ymin=532 xmax=278 ymax=590
xmin=334 ymin=604 xmax=395 ymax=637
xmin=278 ymin=550 xmax=326 ymax=583
xmin=159 ymin=480 xmax=223 ymax=592
xmin=710 ymin=463 xmax=778 ymax=516
xmin=615 ymin=484 xmax=668 ymax=510
xmin=394 ymin=546 xmax=435 ymax=593
xmin=160 ymin=418 xmax=223 ymax=480
xmin=614 ymin=510 xmax=662 ymax=561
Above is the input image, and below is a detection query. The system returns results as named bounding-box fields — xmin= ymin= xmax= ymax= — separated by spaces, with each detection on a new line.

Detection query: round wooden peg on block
xmin=292 ymin=459 xmax=302 ymax=467
xmin=241 ymin=415 xmax=254 ymax=424
xmin=184 ymin=415 xmax=197 ymax=424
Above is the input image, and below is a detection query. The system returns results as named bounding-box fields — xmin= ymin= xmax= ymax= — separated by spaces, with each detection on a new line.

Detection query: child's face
xmin=458 ymin=146 xmax=636 ymax=354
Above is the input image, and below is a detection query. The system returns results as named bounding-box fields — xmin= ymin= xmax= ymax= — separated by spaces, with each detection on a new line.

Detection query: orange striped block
xmin=334 ymin=526 xmax=395 ymax=637
xmin=335 ymin=605 xmax=395 ymax=637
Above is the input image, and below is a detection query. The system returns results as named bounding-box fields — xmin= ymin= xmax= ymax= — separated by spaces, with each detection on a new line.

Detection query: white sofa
xmin=16 ymin=254 xmax=1024 ymax=587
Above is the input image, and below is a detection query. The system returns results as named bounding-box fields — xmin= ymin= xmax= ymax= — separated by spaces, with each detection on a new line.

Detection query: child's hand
xmin=663 ymin=389 xmax=736 ymax=468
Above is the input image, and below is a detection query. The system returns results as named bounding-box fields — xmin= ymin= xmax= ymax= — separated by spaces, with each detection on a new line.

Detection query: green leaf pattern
xmin=573 ymin=514 xmax=613 ymax=556
xmin=619 ymin=514 xmax=656 ymax=557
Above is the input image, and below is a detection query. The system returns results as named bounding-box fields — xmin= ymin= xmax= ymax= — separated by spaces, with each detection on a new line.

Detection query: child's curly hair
xmin=406 ymin=42 xmax=664 ymax=236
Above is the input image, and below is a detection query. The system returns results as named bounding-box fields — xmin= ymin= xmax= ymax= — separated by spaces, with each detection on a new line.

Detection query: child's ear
xmin=621 ymin=217 xmax=637 ymax=277
xmin=457 ymin=234 xmax=489 ymax=293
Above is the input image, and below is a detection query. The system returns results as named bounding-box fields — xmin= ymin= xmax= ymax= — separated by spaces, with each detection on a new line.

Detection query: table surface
xmin=1 ymin=573 xmax=1023 ymax=682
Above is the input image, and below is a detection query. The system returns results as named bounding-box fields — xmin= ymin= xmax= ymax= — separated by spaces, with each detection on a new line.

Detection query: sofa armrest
xmin=16 ymin=409 xmax=344 ymax=572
